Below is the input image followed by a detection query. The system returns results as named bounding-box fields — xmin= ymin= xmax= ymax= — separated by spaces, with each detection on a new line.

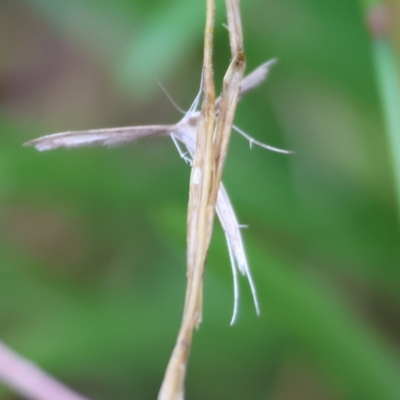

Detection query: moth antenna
xmin=188 ymin=69 xmax=204 ymax=113
xmin=233 ymin=124 xmax=294 ymax=154
xmin=171 ymin=134 xmax=193 ymax=165
xmin=155 ymin=80 xmax=186 ymax=114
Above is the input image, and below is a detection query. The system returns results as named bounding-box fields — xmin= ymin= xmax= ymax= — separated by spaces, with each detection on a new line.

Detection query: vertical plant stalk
xmin=213 ymin=0 xmax=246 ymax=189
xmin=158 ymin=0 xmax=245 ymax=399
xmin=365 ymin=3 xmax=400 ymax=221
xmin=157 ymin=0 xmax=216 ymax=398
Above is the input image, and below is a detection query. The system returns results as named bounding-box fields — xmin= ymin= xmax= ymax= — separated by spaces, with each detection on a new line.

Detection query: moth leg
xmin=170 ymin=134 xmax=193 ymax=165
xmin=232 ymin=124 xmax=294 ymax=154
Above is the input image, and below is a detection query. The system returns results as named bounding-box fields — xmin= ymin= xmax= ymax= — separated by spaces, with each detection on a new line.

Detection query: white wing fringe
xmin=216 ymin=184 xmax=260 ymax=324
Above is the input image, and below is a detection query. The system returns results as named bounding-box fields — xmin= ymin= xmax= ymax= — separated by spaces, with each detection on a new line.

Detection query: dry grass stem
xmin=158 ymin=0 xmax=246 ymax=399
xmin=157 ymin=0 xmax=216 ymax=398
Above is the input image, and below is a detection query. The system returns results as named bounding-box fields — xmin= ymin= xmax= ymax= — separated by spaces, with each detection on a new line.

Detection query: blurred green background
xmin=0 ymin=0 xmax=400 ymax=399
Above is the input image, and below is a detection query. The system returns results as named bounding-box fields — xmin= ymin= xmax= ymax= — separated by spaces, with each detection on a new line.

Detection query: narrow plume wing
xmin=216 ymin=183 xmax=259 ymax=324
xmin=24 ymin=125 xmax=176 ymax=152
xmin=215 ymin=59 xmax=276 ymax=110
xmin=239 ymin=59 xmax=277 ymax=98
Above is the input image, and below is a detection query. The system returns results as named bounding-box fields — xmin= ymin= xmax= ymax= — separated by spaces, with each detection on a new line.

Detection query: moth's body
xmin=25 ymin=60 xmax=291 ymax=323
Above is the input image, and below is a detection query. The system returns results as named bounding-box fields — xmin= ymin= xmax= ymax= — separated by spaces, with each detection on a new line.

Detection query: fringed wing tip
xmin=265 ymin=58 xmax=278 ymax=67
xmin=23 ymin=139 xmax=51 ymax=152
xmin=23 ymin=134 xmax=85 ymax=152
xmin=23 ymin=140 xmax=33 ymax=148
xmin=238 ymin=59 xmax=279 ymax=99
xmin=22 ymin=130 xmax=95 ymax=151
xmin=256 ymin=58 xmax=278 ymax=79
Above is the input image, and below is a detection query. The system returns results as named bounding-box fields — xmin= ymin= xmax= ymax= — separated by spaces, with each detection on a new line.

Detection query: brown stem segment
xmin=157 ymin=0 xmax=216 ymax=398
xmin=158 ymin=0 xmax=246 ymax=399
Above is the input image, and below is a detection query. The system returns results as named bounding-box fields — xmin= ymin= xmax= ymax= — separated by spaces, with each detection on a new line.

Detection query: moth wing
xmin=215 ymin=183 xmax=259 ymax=324
xmin=238 ymin=59 xmax=276 ymax=98
xmin=214 ymin=59 xmax=277 ymax=110
xmin=24 ymin=125 xmax=176 ymax=152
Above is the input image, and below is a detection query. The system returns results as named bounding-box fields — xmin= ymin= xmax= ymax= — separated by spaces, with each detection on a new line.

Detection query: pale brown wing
xmin=24 ymin=125 xmax=176 ymax=152
xmin=215 ymin=59 xmax=277 ymax=110
xmin=238 ymin=59 xmax=276 ymax=98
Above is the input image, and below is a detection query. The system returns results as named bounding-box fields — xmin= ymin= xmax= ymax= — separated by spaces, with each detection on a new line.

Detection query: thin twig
xmin=157 ymin=0 xmax=216 ymax=398
xmin=213 ymin=0 xmax=246 ymax=187
xmin=158 ymin=0 xmax=246 ymax=398
xmin=0 ymin=340 xmax=90 ymax=400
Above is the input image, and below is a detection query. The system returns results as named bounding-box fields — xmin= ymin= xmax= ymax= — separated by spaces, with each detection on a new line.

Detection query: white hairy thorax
xmin=24 ymin=60 xmax=292 ymax=324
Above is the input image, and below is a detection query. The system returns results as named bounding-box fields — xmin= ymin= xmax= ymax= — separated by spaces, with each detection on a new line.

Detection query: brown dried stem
xmin=213 ymin=0 xmax=245 ymax=186
xmin=157 ymin=1 xmax=216 ymax=399
xmin=158 ymin=0 xmax=245 ymax=399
